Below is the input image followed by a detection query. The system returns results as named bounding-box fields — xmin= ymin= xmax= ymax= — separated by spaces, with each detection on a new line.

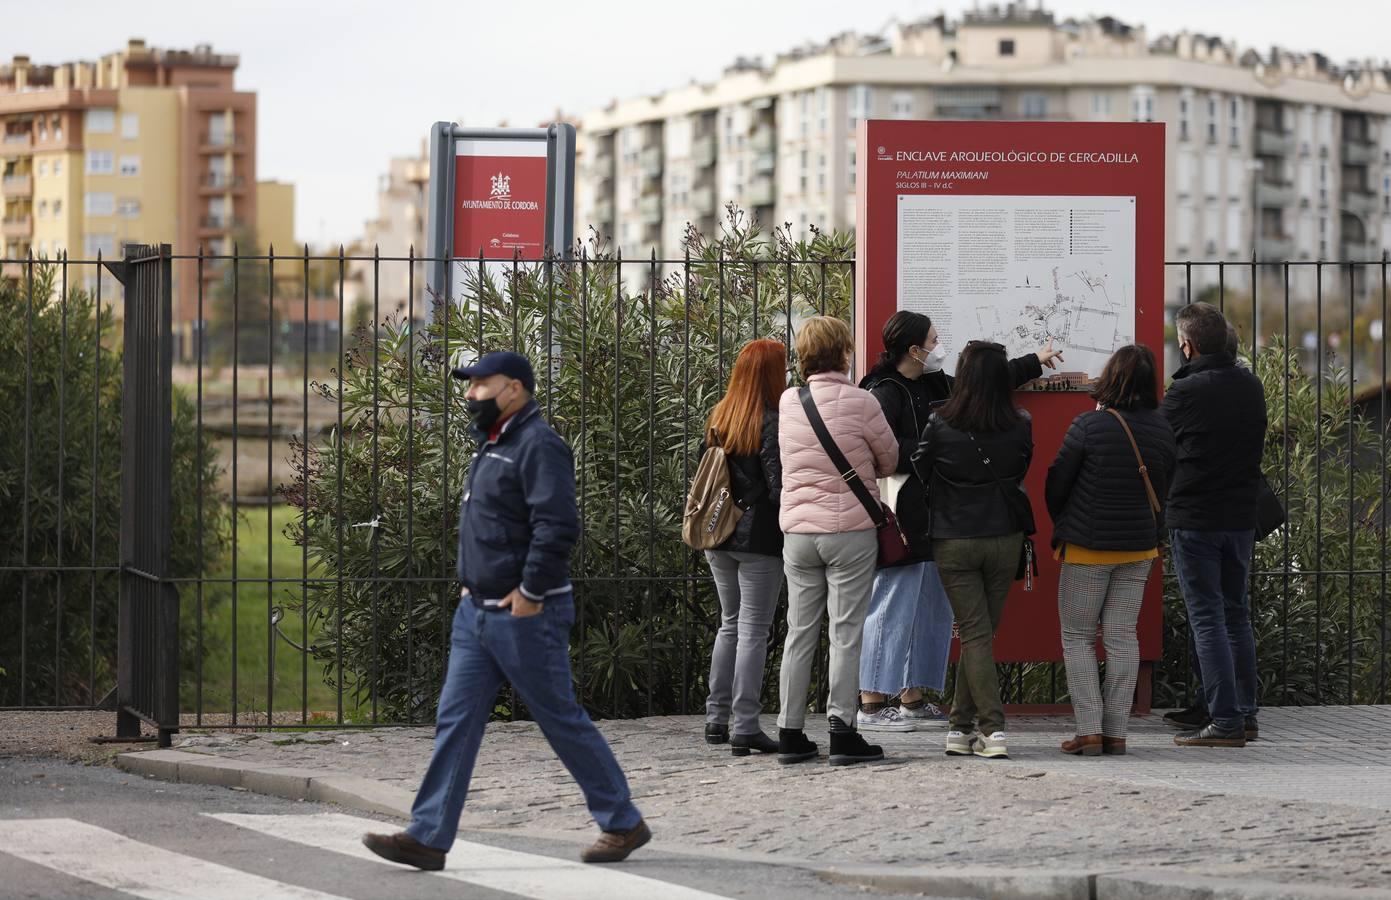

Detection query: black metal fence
xmin=1 ymin=245 xmax=1387 ymax=733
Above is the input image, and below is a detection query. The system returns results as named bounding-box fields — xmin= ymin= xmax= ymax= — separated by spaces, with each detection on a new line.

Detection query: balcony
xmin=691 ymin=134 xmax=716 ymax=168
xmin=691 ymin=184 xmax=716 ymax=214
xmin=1 ymin=133 xmax=33 ymax=155
xmin=1255 ymin=234 xmax=1293 ymax=260
xmin=199 ymin=173 xmax=246 ymax=192
xmin=751 ymin=125 xmax=775 ymax=153
xmin=1256 ymin=128 xmax=1294 ymax=156
xmin=753 ymin=151 xmax=775 ymax=175
xmin=199 ymin=214 xmax=245 ymax=232
xmin=747 ymin=175 xmax=775 ymax=207
xmin=639 ymin=194 xmax=663 ymax=224
xmin=1 ymin=174 xmax=32 ymax=197
xmin=1342 ymin=139 xmax=1376 ymax=165
xmin=199 ymin=132 xmax=246 ymax=152
xmin=1256 ymin=180 xmax=1295 ymax=207
xmin=592 ymin=197 xmax=613 ymax=221
xmin=589 ymin=149 xmax=613 ymax=175
xmin=2 ymin=215 xmax=32 ymax=238
xmin=1341 ymin=188 xmax=1378 ymax=215
xmin=640 ymin=146 xmax=663 ymax=179
xmin=1339 ymin=240 xmax=1383 ymax=262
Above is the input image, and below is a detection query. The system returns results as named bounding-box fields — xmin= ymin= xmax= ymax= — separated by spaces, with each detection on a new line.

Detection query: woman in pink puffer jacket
xmin=774 ymin=316 xmax=899 ymax=767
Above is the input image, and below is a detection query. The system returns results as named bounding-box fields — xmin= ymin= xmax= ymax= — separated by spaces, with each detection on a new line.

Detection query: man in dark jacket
xmin=1162 ymin=304 xmax=1267 ymax=748
xmin=363 ymin=352 xmax=649 ymax=867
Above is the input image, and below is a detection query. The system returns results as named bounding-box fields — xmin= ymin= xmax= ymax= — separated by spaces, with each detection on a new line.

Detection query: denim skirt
xmin=858 ymin=560 xmax=954 ymax=694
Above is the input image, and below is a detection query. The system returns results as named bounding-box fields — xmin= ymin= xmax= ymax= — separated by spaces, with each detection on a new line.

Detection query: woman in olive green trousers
xmin=913 ymin=341 xmax=1035 ymax=760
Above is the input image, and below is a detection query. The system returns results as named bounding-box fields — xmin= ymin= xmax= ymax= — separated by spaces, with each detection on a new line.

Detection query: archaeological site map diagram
xmin=896 ymin=194 xmax=1136 ymax=378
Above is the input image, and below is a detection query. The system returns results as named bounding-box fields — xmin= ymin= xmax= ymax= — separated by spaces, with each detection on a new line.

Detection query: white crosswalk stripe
xmin=0 ymin=818 xmax=350 ymax=900
xmin=210 ymin=811 xmax=731 ymax=900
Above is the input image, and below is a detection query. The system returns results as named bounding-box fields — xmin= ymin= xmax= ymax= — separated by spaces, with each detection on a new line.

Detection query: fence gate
xmin=109 ymin=244 xmax=179 ymax=747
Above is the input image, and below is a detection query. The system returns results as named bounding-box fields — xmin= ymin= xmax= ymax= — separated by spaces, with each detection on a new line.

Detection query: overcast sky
xmin=7 ymin=0 xmax=1389 ymax=247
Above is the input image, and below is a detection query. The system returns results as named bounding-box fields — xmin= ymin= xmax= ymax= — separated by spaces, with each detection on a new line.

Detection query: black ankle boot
xmin=704 ymin=723 xmax=729 ymax=745
xmin=827 ymin=716 xmax=884 ymax=766
xmin=730 ymin=731 xmax=778 ymax=757
xmin=777 ymin=728 xmax=818 ymax=764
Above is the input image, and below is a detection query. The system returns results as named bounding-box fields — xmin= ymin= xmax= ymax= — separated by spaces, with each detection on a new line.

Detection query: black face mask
xmin=467 ymin=384 xmax=514 ymax=430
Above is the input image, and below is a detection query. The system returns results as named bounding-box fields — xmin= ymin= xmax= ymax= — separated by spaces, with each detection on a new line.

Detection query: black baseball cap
xmin=450 ymin=351 xmax=536 ymax=393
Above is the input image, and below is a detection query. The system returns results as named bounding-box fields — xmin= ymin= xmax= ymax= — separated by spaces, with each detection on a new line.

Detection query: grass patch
xmin=183 ymin=504 xmax=369 ymax=722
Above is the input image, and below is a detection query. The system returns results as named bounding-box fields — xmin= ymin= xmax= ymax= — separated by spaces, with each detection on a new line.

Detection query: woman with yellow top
xmin=1045 ymin=345 xmax=1176 ymax=756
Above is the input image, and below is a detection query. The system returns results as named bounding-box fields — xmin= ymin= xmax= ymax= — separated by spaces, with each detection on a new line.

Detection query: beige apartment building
xmin=352 ymin=144 xmax=430 ymax=316
xmin=0 ymin=39 xmax=295 ymax=355
xmin=577 ymin=4 xmax=1391 ymax=303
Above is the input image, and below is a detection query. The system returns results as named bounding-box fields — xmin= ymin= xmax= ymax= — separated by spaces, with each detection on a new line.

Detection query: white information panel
xmin=896 ymin=194 xmax=1136 ymax=378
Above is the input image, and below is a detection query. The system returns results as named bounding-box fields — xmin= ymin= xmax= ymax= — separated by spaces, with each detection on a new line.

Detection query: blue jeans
xmin=406 ymin=596 xmax=642 ymax=850
xmin=1169 ymin=529 xmax=1259 ymax=732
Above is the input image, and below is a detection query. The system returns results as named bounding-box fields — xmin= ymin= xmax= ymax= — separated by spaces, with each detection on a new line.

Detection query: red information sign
xmin=855 ymin=120 xmax=1166 ymax=677
xmin=452 ymin=139 xmax=548 ymax=259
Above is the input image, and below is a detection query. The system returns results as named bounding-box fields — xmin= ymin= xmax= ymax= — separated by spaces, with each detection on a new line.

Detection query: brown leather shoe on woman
xmin=1102 ymin=736 xmax=1127 ymax=755
xmin=1060 ymin=734 xmax=1103 ymax=756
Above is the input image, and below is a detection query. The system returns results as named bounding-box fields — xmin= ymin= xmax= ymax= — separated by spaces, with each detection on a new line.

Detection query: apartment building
xmin=577 ymin=4 xmax=1391 ymax=303
xmin=0 ymin=39 xmax=267 ymax=352
xmin=351 ymin=145 xmax=430 ymax=316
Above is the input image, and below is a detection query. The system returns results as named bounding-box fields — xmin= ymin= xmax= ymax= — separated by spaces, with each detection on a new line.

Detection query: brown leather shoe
xmin=362 ymin=831 xmax=446 ymax=871
xmin=1102 ymin=736 xmax=1127 ymax=755
xmin=580 ymin=820 xmax=652 ymax=864
xmin=1060 ymin=734 xmax=1103 ymax=756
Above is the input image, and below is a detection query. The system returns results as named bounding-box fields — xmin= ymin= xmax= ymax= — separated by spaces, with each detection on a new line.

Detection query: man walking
xmin=363 ymin=351 xmax=650 ymax=867
xmin=1162 ymin=304 xmax=1267 ymax=747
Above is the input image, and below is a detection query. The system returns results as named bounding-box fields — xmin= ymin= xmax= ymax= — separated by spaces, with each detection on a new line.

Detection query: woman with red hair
xmin=701 ymin=339 xmax=787 ymax=757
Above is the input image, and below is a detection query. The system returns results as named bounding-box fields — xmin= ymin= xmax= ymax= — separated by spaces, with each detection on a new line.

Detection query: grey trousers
xmin=777 ymin=529 xmax=878 ymax=730
xmin=704 ymin=550 xmax=784 ymax=735
xmin=1058 ymin=559 xmax=1154 ymax=738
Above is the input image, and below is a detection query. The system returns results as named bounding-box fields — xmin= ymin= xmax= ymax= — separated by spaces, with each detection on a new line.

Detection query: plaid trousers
xmin=1058 ymin=559 xmax=1154 ymax=738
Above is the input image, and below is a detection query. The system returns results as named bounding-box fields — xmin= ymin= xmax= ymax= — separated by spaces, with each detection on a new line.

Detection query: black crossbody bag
xmin=966 ymin=433 xmax=1037 ymax=591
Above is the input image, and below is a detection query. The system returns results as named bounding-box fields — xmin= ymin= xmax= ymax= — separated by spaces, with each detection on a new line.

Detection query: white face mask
xmin=917 ymin=344 xmax=947 ymax=374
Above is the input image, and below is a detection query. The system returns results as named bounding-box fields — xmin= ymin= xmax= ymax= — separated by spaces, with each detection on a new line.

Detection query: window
xmin=37 ymin=200 xmax=48 ymax=218
xmin=86 ymin=109 xmax=115 ymax=133
xmin=83 ymin=233 xmax=116 ymax=257
xmin=1021 ymin=93 xmax=1048 ymax=119
xmin=1226 ymin=206 xmax=1243 ymax=254
xmin=847 ymin=143 xmax=857 ymax=189
xmin=117 ymin=198 xmax=141 ymax=218
xmin=119 ymin=155 xmax=140 ymax=176
xmin=85 ymin=150 xmax=114 ymax=175
xmin=849 ymin=85 xmax=873 ymax=129
xmin=890 ymin=91 xmax=914 ymax=119
xmin=999 ymin=39 xmax=1015 ymax=57
xmin=52 ymin=198 xmax=62 ymax=216
xmin=37 ymin=160 xmax=47 ymax=177
xmin=1229 ymin=97 xmax=1242 ymax=147
xmin=1129 ymin=86 xmax=1155 ymax=123
xmin=1179 ymin=95 xmax=1191 ymax=141
xmin=1207 ymin=96 xmax=1219 ymax=144
xmin=84 ymin=192 xmax=115 ymax=216
xmin=52 ymin=159 xmax=61 ymax=176
xmin=1091 ymin=93 xmax=1112 ymax=118
xmin=121 ymin=113 xmax=139 ymax=139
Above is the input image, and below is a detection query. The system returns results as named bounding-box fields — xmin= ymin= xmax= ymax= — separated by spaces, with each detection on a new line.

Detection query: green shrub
xmin=0 ymin=263 xmax=231 ymax=707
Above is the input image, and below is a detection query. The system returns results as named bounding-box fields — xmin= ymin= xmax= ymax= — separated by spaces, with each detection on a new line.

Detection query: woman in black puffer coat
xmin=855 ymin=310 xmax=1060 ymax=732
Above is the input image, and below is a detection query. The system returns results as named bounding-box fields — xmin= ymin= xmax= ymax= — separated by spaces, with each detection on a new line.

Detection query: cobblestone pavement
xmin=162 ymin=707 xmax=1391 ymax=892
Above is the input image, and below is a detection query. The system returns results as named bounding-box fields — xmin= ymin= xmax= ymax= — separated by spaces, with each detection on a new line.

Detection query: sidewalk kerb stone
xmin=1096 ymin=870 xmax=1391 ymax=900
xmin=239 ymin=766 xmax=328 ymax=801
xmin=819 ymin=864 xmax=1099 ymax=900
xmin=306 ymin=774 xmax=414 ymax=819
xmin=113 ymin=749 xmax=186 ymax=782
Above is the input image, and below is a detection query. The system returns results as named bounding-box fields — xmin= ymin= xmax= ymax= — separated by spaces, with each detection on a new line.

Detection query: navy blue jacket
xmin=1160 ymin=352 xmax=1267 ymax=531
xmin=456 ymin=400 xmax=578 ymax=606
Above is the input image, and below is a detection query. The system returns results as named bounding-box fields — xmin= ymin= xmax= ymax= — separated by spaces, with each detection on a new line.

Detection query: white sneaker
xmin=974 ymin=731 xmax=1009 ymax=759
xmin=944 ymin=729 xmax=976 ymax=755
xmin=857 ymin=706 xmax=916 ymax=732
xmin=898 ymin=702 xmax=946 ymax=722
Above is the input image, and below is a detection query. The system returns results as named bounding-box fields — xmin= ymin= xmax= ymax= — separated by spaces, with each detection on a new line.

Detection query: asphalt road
xmin=0 ymin=758 xmax=860 ymax=900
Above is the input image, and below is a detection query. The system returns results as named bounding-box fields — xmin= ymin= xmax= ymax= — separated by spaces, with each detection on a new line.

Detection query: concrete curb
xmin=118 ymin=749 xmax=1391 ymax=900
